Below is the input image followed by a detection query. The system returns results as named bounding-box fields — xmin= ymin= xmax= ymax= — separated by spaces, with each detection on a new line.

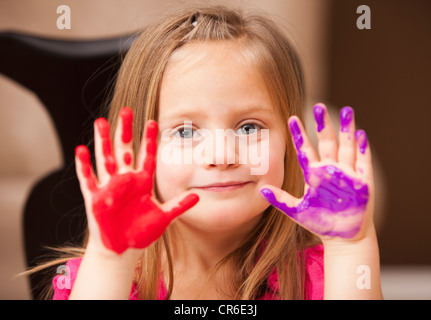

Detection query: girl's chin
xmin=176 ymin=201 xmax=266 ymax=233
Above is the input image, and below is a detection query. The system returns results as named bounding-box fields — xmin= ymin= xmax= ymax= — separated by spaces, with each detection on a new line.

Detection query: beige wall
xmin=0 ymin=0 xmax=330 ymax=299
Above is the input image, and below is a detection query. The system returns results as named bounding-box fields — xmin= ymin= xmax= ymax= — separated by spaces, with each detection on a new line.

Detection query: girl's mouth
xmin=194 ymin=181 xmax=252 ymax=192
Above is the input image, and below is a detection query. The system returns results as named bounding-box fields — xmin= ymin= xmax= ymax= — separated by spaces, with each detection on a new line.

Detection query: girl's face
xmin=156 ymin=41 xmax=286 ymax=233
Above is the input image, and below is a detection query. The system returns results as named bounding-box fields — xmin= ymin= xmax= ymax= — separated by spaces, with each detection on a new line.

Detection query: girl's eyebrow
xmin=160 ymin=104 xmax=274 ymax=122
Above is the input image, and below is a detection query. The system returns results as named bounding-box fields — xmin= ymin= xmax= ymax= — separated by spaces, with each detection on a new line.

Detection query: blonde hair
xmin=26 ymin=4 xmax=318 ymax=300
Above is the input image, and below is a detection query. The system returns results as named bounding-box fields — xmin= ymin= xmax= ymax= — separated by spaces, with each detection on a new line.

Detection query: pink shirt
xmin=52 ymin=244 xmax=323 ymax=300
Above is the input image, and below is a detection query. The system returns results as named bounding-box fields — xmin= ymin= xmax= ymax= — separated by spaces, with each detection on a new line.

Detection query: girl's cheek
xmin=265 ymin=131 xmax=286 ymax=187
xmin=156 ymin=143 xmax=179 ymax=201
xmin=156 ymin=142 xmax=196 ymax=200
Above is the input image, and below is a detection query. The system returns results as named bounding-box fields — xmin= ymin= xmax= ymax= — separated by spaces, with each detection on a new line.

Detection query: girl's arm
xmin=69 ymin=241 xmax=138 ymax=300
xmin=323 ymin=229 xmax=383 ymax=299
xmin=260 ymin=103 xmax=383 ymax=299
xmin=68 ymin=108 xmax=198 ymax=299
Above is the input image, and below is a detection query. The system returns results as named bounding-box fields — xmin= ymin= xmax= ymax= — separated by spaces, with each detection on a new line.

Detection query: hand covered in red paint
xmin=75 ymin=107 xmax=199 ymax=254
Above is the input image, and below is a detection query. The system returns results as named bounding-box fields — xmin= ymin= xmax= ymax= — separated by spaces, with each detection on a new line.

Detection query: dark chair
xmin=0 ymin=31 xmax=136 ymax=299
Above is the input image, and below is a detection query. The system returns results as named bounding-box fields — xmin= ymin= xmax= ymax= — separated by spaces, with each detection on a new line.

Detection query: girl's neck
xmin=162 ymin=215 xmax=262 ymax=299
xmin=171 ymin=216 xmax=260 ymax=273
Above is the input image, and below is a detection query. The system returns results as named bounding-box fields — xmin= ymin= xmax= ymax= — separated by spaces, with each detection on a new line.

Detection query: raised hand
xmin=75 ymin=107 xmax=199 ymax=254
xmin=260 ymin=104 xmax=374 ymax=241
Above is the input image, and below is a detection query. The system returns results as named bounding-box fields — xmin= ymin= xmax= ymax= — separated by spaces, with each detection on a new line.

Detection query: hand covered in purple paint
xmin=260 ymin=104 xmax=374 ymax=242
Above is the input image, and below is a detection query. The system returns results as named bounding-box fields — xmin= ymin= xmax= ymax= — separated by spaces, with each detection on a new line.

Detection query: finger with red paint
xmin=94 ymin=117 xmax=117 ymax=186
xmin=113 ymin=107 xmax=135 ymax=173
xmin=136 ymin=119 xmax=158 ymax=179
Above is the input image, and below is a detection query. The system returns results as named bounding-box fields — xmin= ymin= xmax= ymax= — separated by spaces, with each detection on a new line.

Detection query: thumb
xmin=162 ymin=192 xmax=200 ymax=221
xmin=259 ymin=185 xmax=302 ymax=218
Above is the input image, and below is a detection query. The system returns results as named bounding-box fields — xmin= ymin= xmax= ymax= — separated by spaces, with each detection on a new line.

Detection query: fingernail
xmin=95 ymin=118 xmax=110 ymax=138
xmin=145 ymin=120 xmax=159 ymax=140
xmin=340 ymin=106 xmax=353 ymax=132
xmin=313 ymin=104 xmax=325 ymax=132
xmin=355 ymin=130 xmax=368 ymax=154
xmin=75 ymin=145 xmax=91 ymax=177
xmin=120 ymin=107 xmax=133 ymax=144
xmin=260 ymin=188 xmax=277 ymax=205
xmin=123 ymin=152 xmax=132 ymax=165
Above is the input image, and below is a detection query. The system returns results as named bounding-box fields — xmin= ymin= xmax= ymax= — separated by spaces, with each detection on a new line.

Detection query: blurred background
xmin=0 ymin=0 xmax=430 ymax=299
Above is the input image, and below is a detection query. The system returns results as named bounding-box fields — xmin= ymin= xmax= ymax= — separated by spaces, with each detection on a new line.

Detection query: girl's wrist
xmin=69 ymin=240 xmax=140 ymax=299
xmin=321 ymin=226 xmax=383 ymax=299
xmin=85 ymin=237 xmax=143 ymax=269
xmin=321 ymin=225 xmax=379 ymax=256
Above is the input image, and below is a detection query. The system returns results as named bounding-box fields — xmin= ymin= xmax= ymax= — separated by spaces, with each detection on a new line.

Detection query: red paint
xmin=75 ymin=145 xmax=97 ymax=192
xmin=92 ymin=171 xmax=199 ymax=253
xmin=120 ymin=107 xmax=133 ymax=144
xmin=124 ymin=152 xmax=132 ymax=165
xmin=141 ymin=120 xmax=158 ymax=174
xmin=95 ymin=118 xmax=117 ymax=175
xmin=76 ymin=110 xmax=199 ymax=254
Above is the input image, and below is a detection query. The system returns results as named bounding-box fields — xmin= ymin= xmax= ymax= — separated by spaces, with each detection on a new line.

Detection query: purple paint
xmin=355 ymin=130 xmax=367 ymax=154
xmin=260 ymin=165 xmax=369 ymax=238
xmin=262 ymin=111 xmax=370 ymax=238
xmin=289 ymin=119 xmax=309 ymax=171
xmin=340 ymin=106 xmax=353 ymax=132
xmin=289 ymin=119 xmax=303 ymax=150
xmin=313 ymin=104 xmax=325 ymax=132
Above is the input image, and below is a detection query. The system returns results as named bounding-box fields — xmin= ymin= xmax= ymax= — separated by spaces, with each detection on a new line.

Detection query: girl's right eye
xmin=172 ymin=127 xmax=200 ymax=139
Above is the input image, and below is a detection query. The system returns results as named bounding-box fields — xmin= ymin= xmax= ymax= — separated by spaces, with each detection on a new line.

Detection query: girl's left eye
xmin=236 ymin=123 xmax=262 ymax=135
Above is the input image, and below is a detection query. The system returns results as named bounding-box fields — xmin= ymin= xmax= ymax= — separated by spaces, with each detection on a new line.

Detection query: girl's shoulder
xmin=51 ymin=257 xmax=139 ymax=300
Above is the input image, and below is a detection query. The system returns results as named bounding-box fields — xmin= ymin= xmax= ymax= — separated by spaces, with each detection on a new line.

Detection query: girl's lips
xmin=194 ymin=181 xmax=252 ymax=192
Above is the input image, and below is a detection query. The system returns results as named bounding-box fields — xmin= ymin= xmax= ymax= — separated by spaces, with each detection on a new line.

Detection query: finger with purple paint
xmin=287 ymin=116 xmax=319 ymax=178
xmin=355 ymin=129 xmax=373 ymax=182
xmin=338 ymin=106 xmax=356 ymax=170
xmin=313 ymin=103 xmax=338 ymax=163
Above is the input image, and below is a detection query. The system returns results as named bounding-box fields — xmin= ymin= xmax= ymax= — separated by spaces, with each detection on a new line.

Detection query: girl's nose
xmin=205 ymin=129 xmax=239 ymax=169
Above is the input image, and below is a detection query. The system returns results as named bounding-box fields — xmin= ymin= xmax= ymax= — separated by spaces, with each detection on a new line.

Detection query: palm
xmin=91 ymin=171 xmax=171 ymax=253
xmin=263 ymin=164 xmax=369 ymax=238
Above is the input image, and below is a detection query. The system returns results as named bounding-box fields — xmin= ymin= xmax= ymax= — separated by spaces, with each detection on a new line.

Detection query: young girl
xmin=49 ymin=5 xmax=382 ymax=300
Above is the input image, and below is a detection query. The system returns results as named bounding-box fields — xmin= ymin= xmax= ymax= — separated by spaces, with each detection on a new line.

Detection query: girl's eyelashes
xmin=235 ymin=122 xmax=263 ymax=135
xmin=172 ymin=126 xmax=200 ymax=139
xmin=170 ymin=121 xmax=264 ymax=140
xmin=171 ymin=122 xmax=262 ymax=139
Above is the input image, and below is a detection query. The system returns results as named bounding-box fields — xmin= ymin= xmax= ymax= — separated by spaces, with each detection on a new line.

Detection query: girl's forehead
xmin=159 ymin=41 xmax=278 ymax=118
xmin=165 ymin=40 xmax=250 ymax=77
